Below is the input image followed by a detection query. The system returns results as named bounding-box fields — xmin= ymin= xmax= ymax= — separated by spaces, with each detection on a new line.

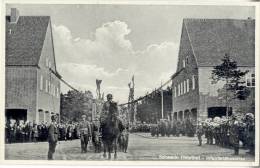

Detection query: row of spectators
xmin=5 ymin=120 xmax=81 ymax=143
xmin=130 ymin=118 xmax=196 ymax=137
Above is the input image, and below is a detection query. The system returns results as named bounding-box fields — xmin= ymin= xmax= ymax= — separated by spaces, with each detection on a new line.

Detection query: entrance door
xmin=5 ymin=109 xmax=27 ymax=121
xmin=174 ymin=112 xmax=177 ymax=120
xmin=178 ymin=111 xmax=183 ymax=121
xmin=208 ymin=107 xmax=232 ymax=118
xmin=191 ymin=108 xmax=197 ymax=122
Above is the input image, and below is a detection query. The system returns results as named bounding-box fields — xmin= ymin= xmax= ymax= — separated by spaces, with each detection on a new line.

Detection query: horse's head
xmin=108 ymin=102 xmax=118 ymax=122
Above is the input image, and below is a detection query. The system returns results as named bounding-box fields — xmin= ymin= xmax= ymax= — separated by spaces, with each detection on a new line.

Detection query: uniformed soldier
xmin=196 ymin=120 xmax=204 ymax=146
xmin=100 ymin=94 xmax=114 ymax=125
xmin=171 ymin=119 xmax=176 ymax=136
xmin=229 ymin=115 xmax=240 ymax=155
xmin=244 ymin=113 xmax=255 ymax=155
xmin=79 ymin=115 xmax=92 ymax=153
xmin=208 ymin=119 xmax=214 ymax=145
xmin=47 ymin=115 xmax=59 ymax=160
xmin=176 ymin=120 xmax=181 ymax=137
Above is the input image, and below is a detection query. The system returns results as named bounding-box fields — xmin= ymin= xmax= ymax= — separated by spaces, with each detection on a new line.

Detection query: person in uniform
xmin=100 ymin=94 xmax=113 ymax=124
xmin=79 ymin=115 xmax=92 ymax=153
xmin=208 ymin=119 xmax=214 ymax=145
xmin=47 ymin=115 xmax=59 ymax=160
xmin=244 ymin=113 xmax=255 ymax=155
xmin=196 ymin=120 xmax=204 ymax=146
xmin=229 ymin=115 xmax=240 ymax=155
xmin=176 ymin=120 xmax=181 ymax=137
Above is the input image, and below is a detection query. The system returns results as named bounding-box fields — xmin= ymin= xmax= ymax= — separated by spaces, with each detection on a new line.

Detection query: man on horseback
xmin=100 ymin=94 xmax=118 ymax=124
xmin=100 ymin=93 xmax=123 ymax=159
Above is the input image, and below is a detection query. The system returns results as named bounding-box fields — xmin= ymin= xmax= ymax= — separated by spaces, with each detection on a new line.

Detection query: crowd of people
xmin=147 ymin=118 xmax=196 ymax=137
xmin=5 ymin=112 xmax=255 ymax=157
xmin=197 ymin=113 xmax=255 ymax=155
xmin=5 ymin=120 xmax=82 ymax=143
xmin=130 ymin=112 xmax=255 ymax=156
xmin=130 ymin=118 xmax=196 ymax=137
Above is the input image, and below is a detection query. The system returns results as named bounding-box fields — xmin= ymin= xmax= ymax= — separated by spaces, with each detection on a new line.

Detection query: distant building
xmin=171 ymin=19 xmax=255 ymax=121
xmin=5 ymin=8 xmax=61 ymax=123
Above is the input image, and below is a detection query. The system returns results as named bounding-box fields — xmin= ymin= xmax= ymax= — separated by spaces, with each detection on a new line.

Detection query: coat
xmin=48 ymin=122 xmax=58 ymax=143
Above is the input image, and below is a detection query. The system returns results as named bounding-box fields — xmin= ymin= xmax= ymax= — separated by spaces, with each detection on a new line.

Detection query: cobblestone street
xmin=5 ymin=133 xmax=254 ymax=161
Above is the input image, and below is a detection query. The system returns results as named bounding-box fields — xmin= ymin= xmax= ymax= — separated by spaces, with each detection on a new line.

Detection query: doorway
xmin=5 ymin=109 xmax=27 ymax=121
xmin=208 ymin=107 xmax=232 ymax=118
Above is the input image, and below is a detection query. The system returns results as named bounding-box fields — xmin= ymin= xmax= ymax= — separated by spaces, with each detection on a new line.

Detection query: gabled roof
xmin=6 ymin=16 xmax=50 ymax=66
xmin=183 ymin=19 xmax=255 ymax=67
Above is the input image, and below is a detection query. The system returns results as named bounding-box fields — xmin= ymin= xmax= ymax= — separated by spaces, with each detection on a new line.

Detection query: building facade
xmin=5 ymin=8 xmax=61 ymax=124
xmin=172 ymin=19 xmax=255 ymax=121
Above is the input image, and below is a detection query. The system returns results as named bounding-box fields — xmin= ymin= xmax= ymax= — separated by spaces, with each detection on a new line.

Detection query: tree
xmin=60 ymin=90 xmax=93 ymax=123
xmin=211 ymin=53 xmax=250 ymax=116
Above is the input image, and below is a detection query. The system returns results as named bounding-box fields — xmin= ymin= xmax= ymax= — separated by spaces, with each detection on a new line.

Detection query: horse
xmin=100 ymin=102 xmax=123 ymax=159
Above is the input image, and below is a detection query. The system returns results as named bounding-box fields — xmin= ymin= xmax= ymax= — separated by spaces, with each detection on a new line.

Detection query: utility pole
xmin=128 ymin=75 xmax=135 ymax=124
xmin=161 ymin=82 xmax=164 ymax=119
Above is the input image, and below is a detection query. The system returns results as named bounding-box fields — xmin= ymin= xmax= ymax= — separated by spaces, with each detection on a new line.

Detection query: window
xmin=52 ymin=84 xmax=55 ymax=96
xmin=192 ymin=75 xmax=196 ymax=90
xmin=183 ymin=59 xmax=186 ymax=68
xmin=49 ymin=61 xmax=52 ymax=69
xmin=48 ymin=81 xmax=51 ymax=94
xmin=57 ymin=87 xmax=59 ymax=97
xmin=246 ymin=73 xmax=255 ymax=87
xmin=183 ymin=80 xmax=186 ymax=94
xmin=50 ymin=84 xmax=53 ymax=95
xmin=178 ymin=84 xmax=180 ymax=96
xmin=46 ymin=58 xmax=49 ymax=67
xmin=252 ymin=74 xmax=255 ymax=86
xmin=45 ymin=79 xmax=48 ymax=92
xmin=186 ymin=56 xmax=189 ymax=65
xmin=40 ymin=75 xmax=43 ymax=90
xmin=55 ymin=87 xmax=58 ymax=97
xmin=53 ymin=85 xmax=56 ymax=96
xmin=187 ymin=79 xmax=190 ymax=92
xmin=180 ymin=82 xmax=183 ymax=95
xmin=174 ymin=86 xmax=177 ymax=97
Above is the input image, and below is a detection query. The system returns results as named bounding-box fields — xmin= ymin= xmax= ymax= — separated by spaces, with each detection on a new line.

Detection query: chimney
xmin=10 ymin=8 xmax=19 ymax=23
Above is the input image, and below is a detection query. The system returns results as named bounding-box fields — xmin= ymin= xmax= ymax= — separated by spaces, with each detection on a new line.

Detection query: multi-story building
xmin=5 ymin=8 xmax=61 ymax=123
xmin=171 ymin=18 xmax=255 ymax=121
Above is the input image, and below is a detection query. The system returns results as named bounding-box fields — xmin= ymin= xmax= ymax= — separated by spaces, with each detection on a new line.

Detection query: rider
xmin=100 ymin=93 xmax=118 ymax=125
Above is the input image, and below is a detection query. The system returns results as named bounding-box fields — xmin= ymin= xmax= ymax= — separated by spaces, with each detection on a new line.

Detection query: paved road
xmin=5 ymin=133 xmax=254 ymax=161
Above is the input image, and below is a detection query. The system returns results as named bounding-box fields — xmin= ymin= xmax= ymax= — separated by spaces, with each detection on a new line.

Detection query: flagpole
xmin=161 ymin=81 xmax=164 ymax=119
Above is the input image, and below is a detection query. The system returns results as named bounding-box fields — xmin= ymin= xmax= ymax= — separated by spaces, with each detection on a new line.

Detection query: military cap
xmin=231 ymin=114 xmax=237 ymax=119
xmin=51 ymin=115 xmax=57 ymax=121
xmin=107 ymin=93 xmax=113 ymax=99
xmin=82 ymin=115 xmax=86 ymax=118
xmin=245 ymin=113 xmax=254 ymax=120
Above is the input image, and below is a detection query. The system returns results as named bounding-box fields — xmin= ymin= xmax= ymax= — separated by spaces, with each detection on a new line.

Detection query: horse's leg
xmin=125 ymin=136 xmax=129 ymax=153
xmin=103 ymin=141 xmax=107 ymax=158
xmin=114 ymin=138 xmax=117 ymax=159
xmin=108 ymin=143 xmax=111 ymax=160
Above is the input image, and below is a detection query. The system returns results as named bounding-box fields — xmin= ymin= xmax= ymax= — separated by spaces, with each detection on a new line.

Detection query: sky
xmin=6 ymin=4 xmax=255 ymax=103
